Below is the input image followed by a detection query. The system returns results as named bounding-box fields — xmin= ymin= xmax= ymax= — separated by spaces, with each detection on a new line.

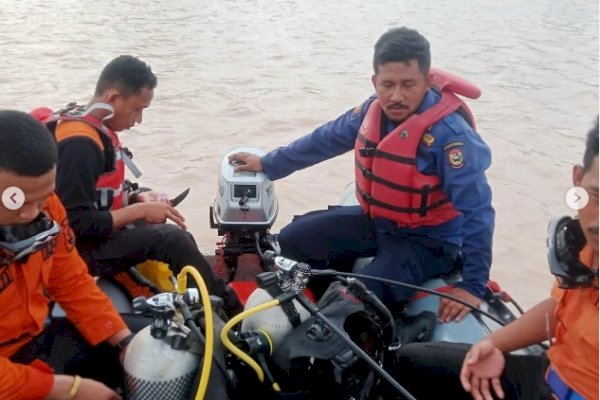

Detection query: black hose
xmin=254 ymin=232 xmax=269 ymax=271
xmin=178 ymin=301 xmax=206 ymax=346
xmin=127 ymin=266 xmax=161 ymax=294
xmin=320 ymin=270 xmax=549 ymax=353
xmin=312 ymin=270 xmax=507 ymax=327
xmin=294 ymin=293 xmax=417 ymax=400
xmin=335 ymin=276 xmax=396 ymax=347
xmin=178 ymin=301 xmax=233 ymax=386
xmin=510 ymin=299 xmax=525 ymax=315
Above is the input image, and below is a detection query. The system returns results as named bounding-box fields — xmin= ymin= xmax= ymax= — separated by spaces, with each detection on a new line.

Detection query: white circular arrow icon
xmin=565 ymin=186 xmax=589 ymax=211
xmin=2 ymin=186 xmax=25 ymax=211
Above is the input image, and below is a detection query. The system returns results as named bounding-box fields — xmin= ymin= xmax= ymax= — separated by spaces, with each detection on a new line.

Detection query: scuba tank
xmin=123 ymin=290 xmax=231 ymax=400
xmin=241 ymin=252 xmax=313 ymax=350
xmin=241 ymin=287 xmax=311 ymax=350
xmin=123 ymin=325 xmax=200 ymax=400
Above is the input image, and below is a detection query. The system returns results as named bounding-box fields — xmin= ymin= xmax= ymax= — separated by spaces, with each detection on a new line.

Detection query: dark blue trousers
xmin=278 ymin=206 xmax=460 ymax=307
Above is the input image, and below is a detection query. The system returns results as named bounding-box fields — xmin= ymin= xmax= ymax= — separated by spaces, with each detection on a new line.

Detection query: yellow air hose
xmin=220 ymin=298 xmax=281 ymax=388
xmin=177 ymin=266 xmax=214 ymax=400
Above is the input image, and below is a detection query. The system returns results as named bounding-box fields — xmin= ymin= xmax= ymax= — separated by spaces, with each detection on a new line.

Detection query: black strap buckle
xmin=361 ymin=192 xmax=373 ymax=203
xmin=359 ymin=147 xmax=375 ymax=157
xmin=361 ymin=167 xmax=373 ymax=179
xmin=122 ymin=179 xmax=139 ymax=192
xmin=121 ymin=146 xmax=133 ymax=160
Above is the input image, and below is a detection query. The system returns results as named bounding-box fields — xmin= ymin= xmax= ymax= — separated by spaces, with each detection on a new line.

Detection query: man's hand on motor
xmin=438 ymin=287 xmax=481 ymax=323
xmin=134 ymin=201 xmax=187 ymax=230
xmin=460 ymin=339 xmax=506 ymax=400
xmin=135 ymin=190 xmax=170 ymax=205
xmin=228 ymin=152 xmax=263 ymax=172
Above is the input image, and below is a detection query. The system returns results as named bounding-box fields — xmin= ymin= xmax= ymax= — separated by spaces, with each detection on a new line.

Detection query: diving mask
xmin=0 ymin=213 xmax=60 ymax=266
xmin=547 ymin=216 xmax=598 ymax=289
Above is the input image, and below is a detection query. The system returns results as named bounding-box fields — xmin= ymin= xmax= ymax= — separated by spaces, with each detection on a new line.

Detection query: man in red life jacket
xmin=40 ymin=56 xmax=241 ymax=316
xmin=229 ymin=27 xmax=494 ymax=320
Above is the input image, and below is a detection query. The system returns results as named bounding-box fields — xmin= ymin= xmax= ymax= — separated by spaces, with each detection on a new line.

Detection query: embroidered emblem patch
xmin=448 ymin=148 xmax=465 ymax=169
xmin=422 ymin=133 xmax=435 ymax=147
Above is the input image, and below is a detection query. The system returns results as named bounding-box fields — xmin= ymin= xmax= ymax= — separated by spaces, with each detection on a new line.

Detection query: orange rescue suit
xmin=0 ymin=194 xmax=127 ymax=399
xmin=548 ymin=245 xmax=599 ymax=400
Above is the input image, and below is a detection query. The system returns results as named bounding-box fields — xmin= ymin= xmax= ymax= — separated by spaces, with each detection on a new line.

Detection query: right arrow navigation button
xmin=565 ymin=186 xmax=589 ymax=211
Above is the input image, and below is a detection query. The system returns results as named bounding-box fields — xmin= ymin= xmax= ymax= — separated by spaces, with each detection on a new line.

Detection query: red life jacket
xmin=354 ymin=68 xmax=479 ymax=228
xmin=31 ymin=103 xmax=142 ymax=210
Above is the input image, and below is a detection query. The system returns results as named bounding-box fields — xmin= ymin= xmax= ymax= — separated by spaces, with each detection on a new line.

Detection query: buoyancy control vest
xmin=354 ymin=68 xmax=479 ymax=228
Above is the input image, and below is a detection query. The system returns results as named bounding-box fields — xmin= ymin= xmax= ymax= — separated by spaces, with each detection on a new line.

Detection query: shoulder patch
xmin=448 ymin=148 xmax=465 ymax=169
xmin=422 ymin=133 xmax=435 ymax=147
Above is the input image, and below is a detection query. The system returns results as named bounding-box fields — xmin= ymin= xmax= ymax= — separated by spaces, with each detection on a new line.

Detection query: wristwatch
xmin=116 ymin=333 xmax=134 ymax=351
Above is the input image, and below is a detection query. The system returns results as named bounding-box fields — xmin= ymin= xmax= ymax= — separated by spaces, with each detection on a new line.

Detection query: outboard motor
xmin=210 ymin=147 xmax=281 ymax=304
xmin=211 ymin=147 xmax=278 ymax=235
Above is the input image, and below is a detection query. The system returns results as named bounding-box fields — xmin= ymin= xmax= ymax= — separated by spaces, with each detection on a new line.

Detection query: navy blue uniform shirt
xmin=260 ymin=89 xmax=495 ymax=298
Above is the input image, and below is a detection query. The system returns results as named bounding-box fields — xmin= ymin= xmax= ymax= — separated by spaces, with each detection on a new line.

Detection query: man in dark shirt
xmin=53 ymin=55 xmax=241 ymax=316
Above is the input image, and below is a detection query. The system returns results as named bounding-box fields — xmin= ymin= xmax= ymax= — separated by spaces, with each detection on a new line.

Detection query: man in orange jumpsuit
xmin=0 ymin=110 xmax=132 ymax=399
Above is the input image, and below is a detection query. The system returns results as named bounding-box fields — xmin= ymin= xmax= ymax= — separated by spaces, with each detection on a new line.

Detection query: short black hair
xmin=0 ymin=110 xmax=57 ymax=176
xmin=94 ymin=55 xmax=158 ymax=97
xmin=583 ymin=116 xmax=599 ymax=173
xmin=373 ymin=27 xmax=431 ymax=74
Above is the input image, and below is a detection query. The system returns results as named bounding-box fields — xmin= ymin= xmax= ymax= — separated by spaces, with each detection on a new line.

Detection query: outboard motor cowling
xmin=211 ymin=147 xmax=278 ymax=235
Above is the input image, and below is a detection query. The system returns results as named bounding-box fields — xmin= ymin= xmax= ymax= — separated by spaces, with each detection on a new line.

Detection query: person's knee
xmin=278 ymin=221 xmax=305 ymax=258
xmin=139 ymin=225 xmax=208 ymax=273
xmin=279 ymin=209 xmax=331 ymax=245
xmin=279 ymin=219 xmax=302 ymax=243
xmin=151 ymin=224 xmax=197 ymax=248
